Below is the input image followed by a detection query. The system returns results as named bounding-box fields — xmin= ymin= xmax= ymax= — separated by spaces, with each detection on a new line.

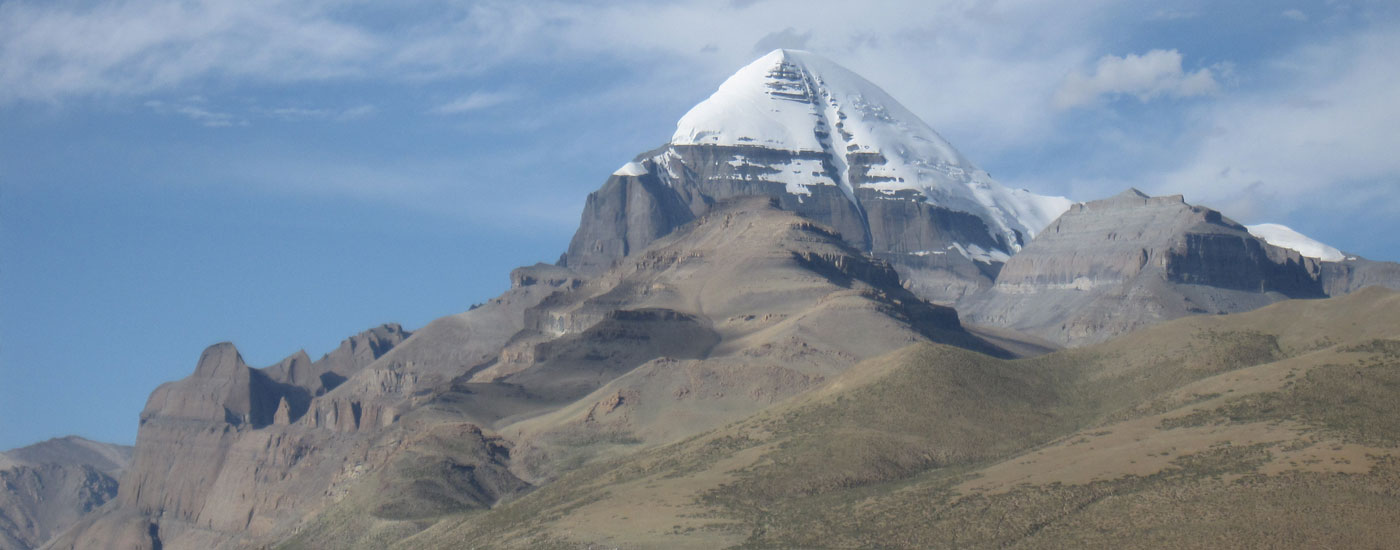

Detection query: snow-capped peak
xmin=670 ymin=49 xmax=1071 ymax=250
xmin=1246 ymin=223 xmax=1345 ymax=262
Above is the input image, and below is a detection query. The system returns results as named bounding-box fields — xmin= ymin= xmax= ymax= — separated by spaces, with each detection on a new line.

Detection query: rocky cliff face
xmin=1320 ymin=257 xmax=1400 ymax=296
xmin=0 ymin=437 xmax=132 ymax=550
xmin=44 ymin=325 xmax=414 ymax=550
xmin=48 ymin=271 xmax=585 ymax=550
xmin=961 ymin=189 xmax=1330 ymax=345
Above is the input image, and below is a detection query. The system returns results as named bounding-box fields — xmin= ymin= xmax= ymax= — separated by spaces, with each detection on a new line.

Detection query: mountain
xmin=555 ymin=50 xmax=1400 ymax=347
xmin=48 ymin=196 xmax=1009 ymax=549
xmin=561 ymin=49 xmax=1070 ymax=303
xmin=962 ymin=189 xmax=1326 ymax=345
xmin=0 ymin=437 xmax=132 ymax=550
xmin=961 ymin=189 xmax=1400 ymax=346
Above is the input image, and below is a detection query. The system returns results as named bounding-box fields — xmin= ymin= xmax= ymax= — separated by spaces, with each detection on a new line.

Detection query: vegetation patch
xmin=1159 ymin=353 xmax=1400 ymax=447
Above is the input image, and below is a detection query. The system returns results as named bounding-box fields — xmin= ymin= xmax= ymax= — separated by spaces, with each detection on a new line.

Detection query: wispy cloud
xmin=1282 ymin=9 xmax=1309 ymax=22
xmin=1154 ymin=28 xmax=1400 ymax=219
xmin=430 ymin=91 xmax=516 ymax=115
xmin=261 ymin=104 xmax=377 ymax=121
xmin=1053 ymin=49 xmax=1220 ymax=109
xmin=145 ymin=98 xmax=245 ymax=127
xmin=0 ymin=0 xmax=1120 ymax=160
xmin=1148 ymin=9 xmax=1199 ymax=21
xmin=145 ymin=98 xmax=375 ymax=126
xmin=8 ymin=0 xmax=1397 ymax=244
xmin=751 ymin=27 xmax=812 ymax=55
xmin=0 ymin=0 xmax=377 ymax=103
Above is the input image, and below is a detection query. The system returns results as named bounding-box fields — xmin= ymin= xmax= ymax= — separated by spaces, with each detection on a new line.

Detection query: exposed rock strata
xmin=561 ymin=145 xmax=1016 ymax=303
xmin=962 ymin=190 xmax=1329 ymax=346
xmin=1320 ymin=257 xmax=1400 ymax=295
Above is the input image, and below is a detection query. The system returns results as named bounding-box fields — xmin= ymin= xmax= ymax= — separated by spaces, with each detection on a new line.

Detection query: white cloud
xmin=1282 ymin=9 xmax=1309 ymax=22
xmin=12 ymin=0 xmax=1396 ymax=244
xmin=430 ymin=91 xmax=516 ymax=115
xmin=0 ymin=0 xmax=377 ymax=103
xmin=1153 ymin=28 xmax=1400 ymax=221
xmin=1054 ymin=49 xmax=1220 ymax=109
xmin=0 ymin=0 xmax=1116 ymax=152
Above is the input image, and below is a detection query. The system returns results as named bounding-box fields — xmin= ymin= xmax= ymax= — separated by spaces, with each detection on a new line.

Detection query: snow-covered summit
xmin=670 ymin=49 xmax=1071 ymax=250
xmin=1247 ymin=223 xmax=1346 ymax=262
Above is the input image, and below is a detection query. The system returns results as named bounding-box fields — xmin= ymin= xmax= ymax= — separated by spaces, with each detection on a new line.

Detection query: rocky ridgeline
xmin=0 ymin=437 xmax=131 ymax=550
xmin=963 ymin=189 xmax=1345 ymax=345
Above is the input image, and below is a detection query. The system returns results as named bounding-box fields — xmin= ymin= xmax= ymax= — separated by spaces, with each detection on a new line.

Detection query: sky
xmin=3 ymin=0 xmax=1399 ymax=451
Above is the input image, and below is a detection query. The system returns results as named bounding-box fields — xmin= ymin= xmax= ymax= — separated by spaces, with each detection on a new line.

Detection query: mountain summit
xmin=563 ymin=49 xmax=1069 ymax=301
xmin=672 ymin=49 xmax=1070 ymax=245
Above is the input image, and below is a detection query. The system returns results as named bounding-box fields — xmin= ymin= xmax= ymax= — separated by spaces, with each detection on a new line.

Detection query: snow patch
xmin=614 ymin=161 xmax=648 ymax=177
xmin=1247 ymin=223 xmax=1345 ymax=262
xmin=948 ymin=243 xmax=1011 ymax=264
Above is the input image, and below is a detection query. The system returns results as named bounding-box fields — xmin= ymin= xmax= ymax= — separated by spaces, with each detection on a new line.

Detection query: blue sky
xmin=3 ymin=0 xmax=1398 ymax=450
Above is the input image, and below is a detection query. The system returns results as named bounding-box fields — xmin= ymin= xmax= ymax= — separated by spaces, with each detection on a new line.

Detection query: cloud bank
xmin=1054 ymin=49 xmax=1219 ymax=109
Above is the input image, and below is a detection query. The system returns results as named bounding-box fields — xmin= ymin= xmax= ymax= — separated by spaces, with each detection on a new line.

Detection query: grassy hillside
xmin=282 ymin=288 xmax=1400 ymax=549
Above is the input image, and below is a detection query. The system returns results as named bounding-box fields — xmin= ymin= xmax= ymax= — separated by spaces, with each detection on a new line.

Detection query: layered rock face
xmin=45 ymin=325 xmax=415 ymax=550
xmin=0 ymin=437 xmax=132 ymax=550
xmin=561 ymin=49 xmax=1069 ymax=303
xmin=1320 ymin=257 xmax=1400 ymax=296
xmin=962 ymin=190 xmax=1329 ymax=345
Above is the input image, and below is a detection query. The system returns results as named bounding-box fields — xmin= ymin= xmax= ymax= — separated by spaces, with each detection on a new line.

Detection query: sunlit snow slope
xmin=1247 ymin=223 xmax=1346 ymax=262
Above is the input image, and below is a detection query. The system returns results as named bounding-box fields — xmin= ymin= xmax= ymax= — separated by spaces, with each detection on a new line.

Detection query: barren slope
xmin=0 ymin=437 xmax=132 ymax=550
xmin=393 ymin=287 xmax=1400 ymax=549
